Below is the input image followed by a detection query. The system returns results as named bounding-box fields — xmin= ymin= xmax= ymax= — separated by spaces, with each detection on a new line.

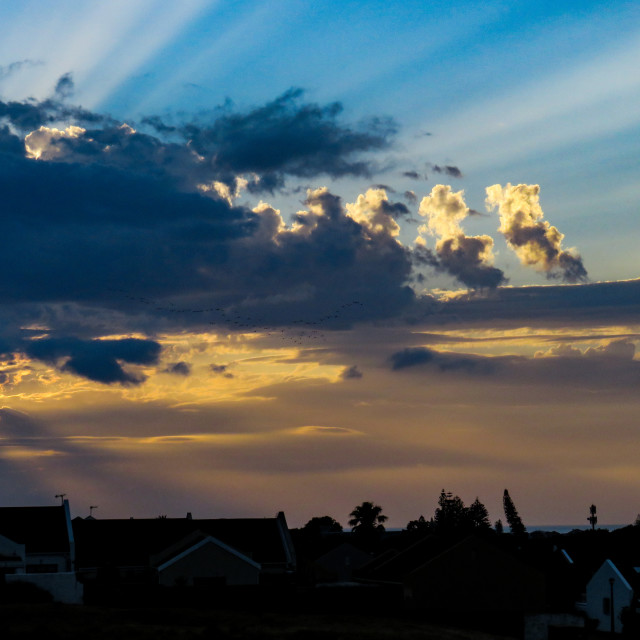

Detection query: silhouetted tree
xmin=349 ymin=501 xmax=387 ymax=545
xmin=434 ymin=489 xmax=468 ymax=535
xmin=467 ymin=497 xmax=491 ymax=530
xmin=406 ymin=515 xmax=431 ymax=532
xmin=495 ymin=518 xmax=504 ymax=534
xmin=503 ymin=489 xmax=527 ymax=536
xmin=302 ymin=515 xmax=343 ymax=534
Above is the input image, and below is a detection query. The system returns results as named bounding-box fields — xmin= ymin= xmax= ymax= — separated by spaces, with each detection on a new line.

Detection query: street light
xmin=609 ymin=577 xmax=615 ymax=634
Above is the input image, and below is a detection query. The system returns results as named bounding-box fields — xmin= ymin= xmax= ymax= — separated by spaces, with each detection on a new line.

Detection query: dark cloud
xmin=0 ymin=95 xmax=109 ymax=132
xmin=54 ymin=73 xmax=74 ymax=100
xmin=0 ymin=153 xmax=253 ymax=304
xmin=404 ymin=190 xmax=417 ymax=205
xmin=389 ymin=347 xmax=435 ymax=369
xmin=0 ymin=59 xmax=44 ymax=80
xmin=0 ymin=125 xmax=24 ymax=155
xmin=413 ymin=279 xmax=640 ymax=329
xmin=436 ymin=235 xmax=507 ymax=289
xmin=402 ymin=171 xmax=421 ymax=179
xmin=388 ymin=341 xmax=640 ymax=392
xmin=170 ymin=88 xmax=396 ymax=189
xmin=210 ymin=363 xmax=234 ymax=378
xmin=163 ymin=361 xmax=191 ymax=376
xmin=0 ymin=128 xmax=416 ymax=347
xmin=371 ymin=183 xmax=395 ymax=193
xmin=431 ymin=164 xmax=463 ymax=178
xmin=23 ymin=337 xmax=161 ymax=385
xmin=140 ymin=114 xmax=177 ymax=135
xmin=340 ymin=365 xmax=363 ymax=379
xmin=389 ymin=346 xmax=493 ymax=374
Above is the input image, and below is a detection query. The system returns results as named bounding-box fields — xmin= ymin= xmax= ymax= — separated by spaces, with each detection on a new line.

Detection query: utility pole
xmin=588 ymin=504 xmax=597 ymax=530
xmin=89 ymin=505 xmax=98 ymax=517
xmin=609 ymin=577 xmax=615 ymax=634
xmin=55 ymin=493 xmax=66 ymax=505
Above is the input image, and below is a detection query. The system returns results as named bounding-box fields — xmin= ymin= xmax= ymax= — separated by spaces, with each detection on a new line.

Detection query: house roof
xmin=358 ymin=534 xmax=452 ymax=583
xmin=155 ymin=534 xmax=261 ymax=572
xmin=73 ymin=516 xmax=292 ymax=569
xmin=0 ymin=505 xmax=71 ymax=554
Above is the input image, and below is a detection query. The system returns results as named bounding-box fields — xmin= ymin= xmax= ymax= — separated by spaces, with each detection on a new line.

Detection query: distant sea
xmin=529 ymin=524 xmax=627 ymax=534
xmin=386 ymin=524 xmax=630 ymax=534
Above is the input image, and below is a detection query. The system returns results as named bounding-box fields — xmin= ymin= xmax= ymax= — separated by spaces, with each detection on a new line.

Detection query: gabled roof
xmin=73 ymin=515 xmax=292 ymax=569
xmin=589 ymin=559 xmax=635 ymax=592
xmin=358 ymin=534 xmax=451 ymax=583
xmin=155 ymin=533 xmax=261 ymax=572
xmin=0 ymin=505 xmax=71 ymax=554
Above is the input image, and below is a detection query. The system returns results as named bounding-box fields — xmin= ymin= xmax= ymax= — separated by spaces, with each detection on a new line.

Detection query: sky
xmin=0 ymin=0 xmax=639 ymax=529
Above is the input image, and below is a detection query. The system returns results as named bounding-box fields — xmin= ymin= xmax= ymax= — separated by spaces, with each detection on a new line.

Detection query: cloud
xmin=345 ymin=188 xmax=407 ymax=238
xmin=0 ymin=59 xmax=44 ymax=80
xmin=389 ymin=346 xmax=488 ymax=373
xmin=147 ymin=88 xmax=396 ymax=191
xmin=340 ymin=365 xmax=363 ymax=379
xmin=294 ymin=425 xmax=361 ymax=436
xmin=0 ymin=79 xmax=109 ymax=132
xmin=486 ymin=183 xmax=588 ymax=283
xmin=210 ymin=363 xmax=234 ymax=378
xmin=54 ymin=73 xmax=74 ymax=100
xmin=537 ymin=339 xmax=636 ymax=361
xmin=0 ymin=125 xmax=24 ymax=155
xmin=402 ymin=170 xmax=421 ymax=179
xmin=163 ymin=361 xmax=191 ymax=376
xmin=22 ymin=337 xmax=161 ymax=385
xmin=424 ymin=278 xmax=640 ymax=328
xmin=404 ymin=190 xmax=417 ymax=204
xmin=24 ymin=124 xmax=86 ymax=159
xmin=431 ymin=164 xmax=463 ymax=178
xmin=418 ymin=185 xmax=506 ymax=289
xmin=0 ymin=408 xmax=44 ymax=437
xmin=585 ymin=339 xmax=635 ymax=360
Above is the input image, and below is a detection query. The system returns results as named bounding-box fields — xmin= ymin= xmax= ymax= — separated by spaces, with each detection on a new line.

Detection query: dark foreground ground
xmin=0 ymin=604 xmax=518 ymax=640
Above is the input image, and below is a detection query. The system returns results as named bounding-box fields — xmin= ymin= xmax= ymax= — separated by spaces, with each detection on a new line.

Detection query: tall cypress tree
xmin=503 ymin=489 xmax=527 ymax=536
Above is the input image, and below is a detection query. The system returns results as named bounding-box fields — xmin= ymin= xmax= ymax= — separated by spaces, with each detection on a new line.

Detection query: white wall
xmin=586 ymin=560 xmax=633 ymax=634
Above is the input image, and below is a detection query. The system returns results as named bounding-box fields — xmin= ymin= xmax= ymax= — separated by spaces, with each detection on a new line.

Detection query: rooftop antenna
xmin=55 ymin=493 xmax=66 ymax=505
xmin=89 ymin=505 xmax=98 ymax=517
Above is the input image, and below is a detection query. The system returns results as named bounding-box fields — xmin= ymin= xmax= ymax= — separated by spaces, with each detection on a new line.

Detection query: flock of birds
xmin=109 ymin=288 xmax=366 ymax=346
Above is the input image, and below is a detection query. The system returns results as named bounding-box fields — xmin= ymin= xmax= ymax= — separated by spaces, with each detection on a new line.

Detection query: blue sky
xmin=0 ymin=1 xmax=639 ymax=527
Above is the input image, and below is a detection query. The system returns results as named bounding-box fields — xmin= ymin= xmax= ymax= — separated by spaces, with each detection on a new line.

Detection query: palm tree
xmin=348 ymin=501 xmax=388 ymax=535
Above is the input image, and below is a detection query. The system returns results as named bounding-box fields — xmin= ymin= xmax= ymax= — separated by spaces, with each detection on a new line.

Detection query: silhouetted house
xmin=359 ymin=534 xmax=545 ymax=614
xmin=586 ymin=559 xmax=638 ymax=634
xmin=151 ymin=530 xmax=261 ymax=587
xmin=312 ymin=542 xmax=372 ymax=583
xmin=0 ymin=501 xmax=83 ymax=603
xmin=73 ymin=511 xmax=295 ymax=587
xmin=405 ymin=535 xmax=546 ymax=613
